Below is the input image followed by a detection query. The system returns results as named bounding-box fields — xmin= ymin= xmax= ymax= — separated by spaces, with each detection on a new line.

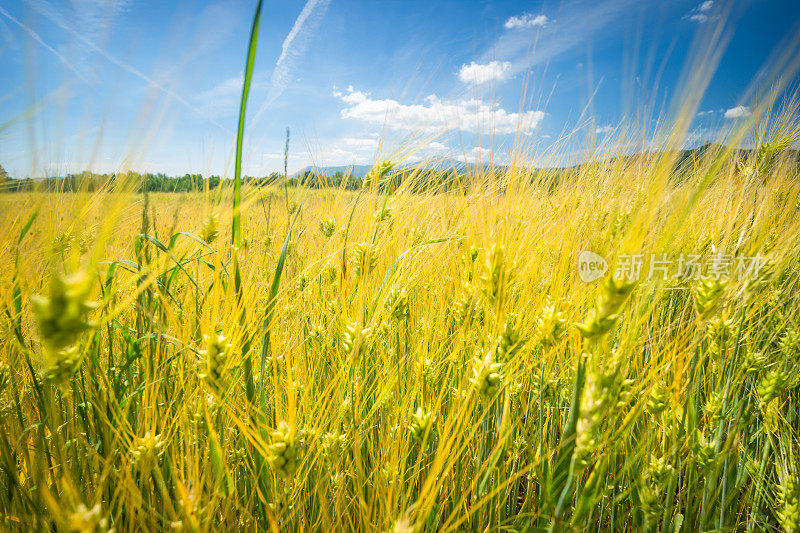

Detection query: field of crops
xmin=1 ymin=131 xmax=799 ymax=531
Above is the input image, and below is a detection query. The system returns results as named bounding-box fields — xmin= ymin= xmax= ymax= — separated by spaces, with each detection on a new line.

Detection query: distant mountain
xmin=292 ymin=164 xmax=372 ymax=178
xmin=293 ymin=159 xmax=503 ymax=178
xmin=291 ymin=143 xmax=800 ymax=180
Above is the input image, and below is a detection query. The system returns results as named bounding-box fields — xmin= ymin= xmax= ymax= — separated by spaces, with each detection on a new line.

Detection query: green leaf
xmin=259 ymin=203 xmax=302 ymax=398
xmin=232 ymin=0 xmax=263 ymax=248
xmin=17 ymin=208 xmax=39 ymax=246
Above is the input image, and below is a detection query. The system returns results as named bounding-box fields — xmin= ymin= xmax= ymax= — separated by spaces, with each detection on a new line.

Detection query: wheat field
xmin=1 ymin=126 xmax=800 ymax=531
xmin=2 ymin=1 xmax=800 ymax=531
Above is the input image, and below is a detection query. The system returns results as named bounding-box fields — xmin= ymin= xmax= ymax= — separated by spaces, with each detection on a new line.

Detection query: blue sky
xmin=0 ymin=0 xmax=799 ymax=178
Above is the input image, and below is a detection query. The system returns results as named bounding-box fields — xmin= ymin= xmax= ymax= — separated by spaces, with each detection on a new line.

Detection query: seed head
xmin=758 ymin=368 xmax=788 ymax=405
xmin=200 ymin=213 xmax=219 ymax=244
xmin=777 ymin=475 xmax=800 ymax=532
xmin=576 ymin=276 xmax=635 ymax=339
xmin=693 ymin=275 xmax=727 ymax=320
xmin=704 ymin=392 xmax=723 ymax=426
xmin=374 ymin=205 xmax=393 ymax=223
xmin=51 ymin=231 xmax=74 ymax=255
xmin=322 ymin=431 xmax=347 ymax=462
xmin=322 ymin=261 xmax=338 ymax=283
xmin=268 ymin=421 xmax=306 ymax=477
xmin=307 ymin=323 xmax=326 ymax=346
xmin=779 ymin=327 xmax=800 ymax=356
xmin=469 ymin=351 xmax=503 ymax=400
xmin=646 ymin=383 xmax=670 ymax=416
xmin=40 ymin=345 xmax=84 ymax=384
xmin=496 ymin=316 xmax=521 ymax=361
xmin=68 ymin=503 xmax=111 ymax=533
xmin=690 ymin=430 xmax=716 ymax=471
xmin=199 ymin=333 xmax=231 ymax=393
xmin=533 ymin=300 xmax=566 ymax=347
xmin=296 ymin=273 xmax=308 ymax=293
xmin=451 ymin=287 xmax=478 ymax=327
xmin=481 ymin=243 xmax=508 ymax=304
xmin=32 ymin=270 xmax=98 ymax=354
xmin=648 ymin=456 xmax=674 ymax=487
xmin=743 ymin=349 xmax=768 ymax=375
xmin=319 ymin=218 xmax=336 ymax=238
xmin=364 ymin=160 xmax=393 ymax=189
xmin=597 ymin=276 xmax=637 ymax=318
xmin=342 ymin=322 xmax=372 ymax=356
xmin=408 ymin=407 xmax=435 ymax=443
xmin=386 ymin=287 xmax=410 ymax=322
xmin=638 ymin=481 xmax=662 ymax=523
xmin=353 ymin=242 xmax=377 ymax=279
xmin=131 ymin=431 xmax=166 ymax=470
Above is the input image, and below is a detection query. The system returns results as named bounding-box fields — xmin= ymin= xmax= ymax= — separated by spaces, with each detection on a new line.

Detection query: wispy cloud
xmin=458 ymin=60 xmax=512 ymax=85
xmin=685 ymin=1 xmax=715 ymax=23
xmin=504 ymin=13 xmax=548 ymax=29
xmin=683 ymin=126 xmax=721 ymax=147
xmin=0 ymin=5 xmax=87 ymax=81
xmin=595 ymin=125 xmax=613 ymax=134
xmin=251 ymin=0 xmax=331 ymax=125
xmin=19 ymin=0 xmax=227 ymax=130
xmin=66 ymin=0 xmax=130 ymax=41
xmin=23 ymin=0 xmax=130 ymax=80
xmin=488 ymin=0 xmax=637 ymax=77
xmin=334 ymin=87 xmax=544 ymax=135
xmin=193 ymin=73 xmax=268 ymax=118
xmin=724 ymin=105 xmax=750 ymax=119
xmin=198 ymin=76 xmax=246 ymax=105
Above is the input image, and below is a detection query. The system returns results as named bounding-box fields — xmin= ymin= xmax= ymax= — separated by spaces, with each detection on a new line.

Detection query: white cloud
xmin=724 ymin=105 xmax=751 ymax=119
xmin=686 ymin=1 xmax=714 ymax=23
xmin=250 ymin=0 xmax=332 ymax=124
xmin=405 ymin=140 xmax=452 ymax=163
xmin=696 ymin=109 xmax=715 ymax=116
xmin=471 ymin=146 xmax=491 ymax=158
xmin=458 ymin=61 xmax=512 ymax=84
xmin=335 ymin=87 xmax=544 ymax=135
xmin=595 ymin=125 xmax=613 ymax=134
xmin=504 ymin=13 xmax=548 ymax=29
xmin=456 ymin=147 xmax=493 ymax=164
xmin=340 ymin=137 xmax=380 ymax=150
xmin=424 ymin=141 xmax=449 ymax=152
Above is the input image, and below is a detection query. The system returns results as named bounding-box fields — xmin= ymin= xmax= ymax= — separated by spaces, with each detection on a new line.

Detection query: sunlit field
xmin=2 ymin=0 xmax=800 ymax=531
xmin=2 ymin=131 xmax=800 ymax=530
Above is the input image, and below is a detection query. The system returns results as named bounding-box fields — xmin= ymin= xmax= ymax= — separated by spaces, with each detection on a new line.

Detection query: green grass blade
xmin=259 ymin=203 xmax=303 ymax=399
xmin=232 ymin=0 xmax=263 ymax=248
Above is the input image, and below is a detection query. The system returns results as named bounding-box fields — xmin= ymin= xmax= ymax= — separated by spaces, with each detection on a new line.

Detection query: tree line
xmin=0 ymin=168 xmax=282 ymax=193
xmin=0 ymin=163 xmax=530 ymax=195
